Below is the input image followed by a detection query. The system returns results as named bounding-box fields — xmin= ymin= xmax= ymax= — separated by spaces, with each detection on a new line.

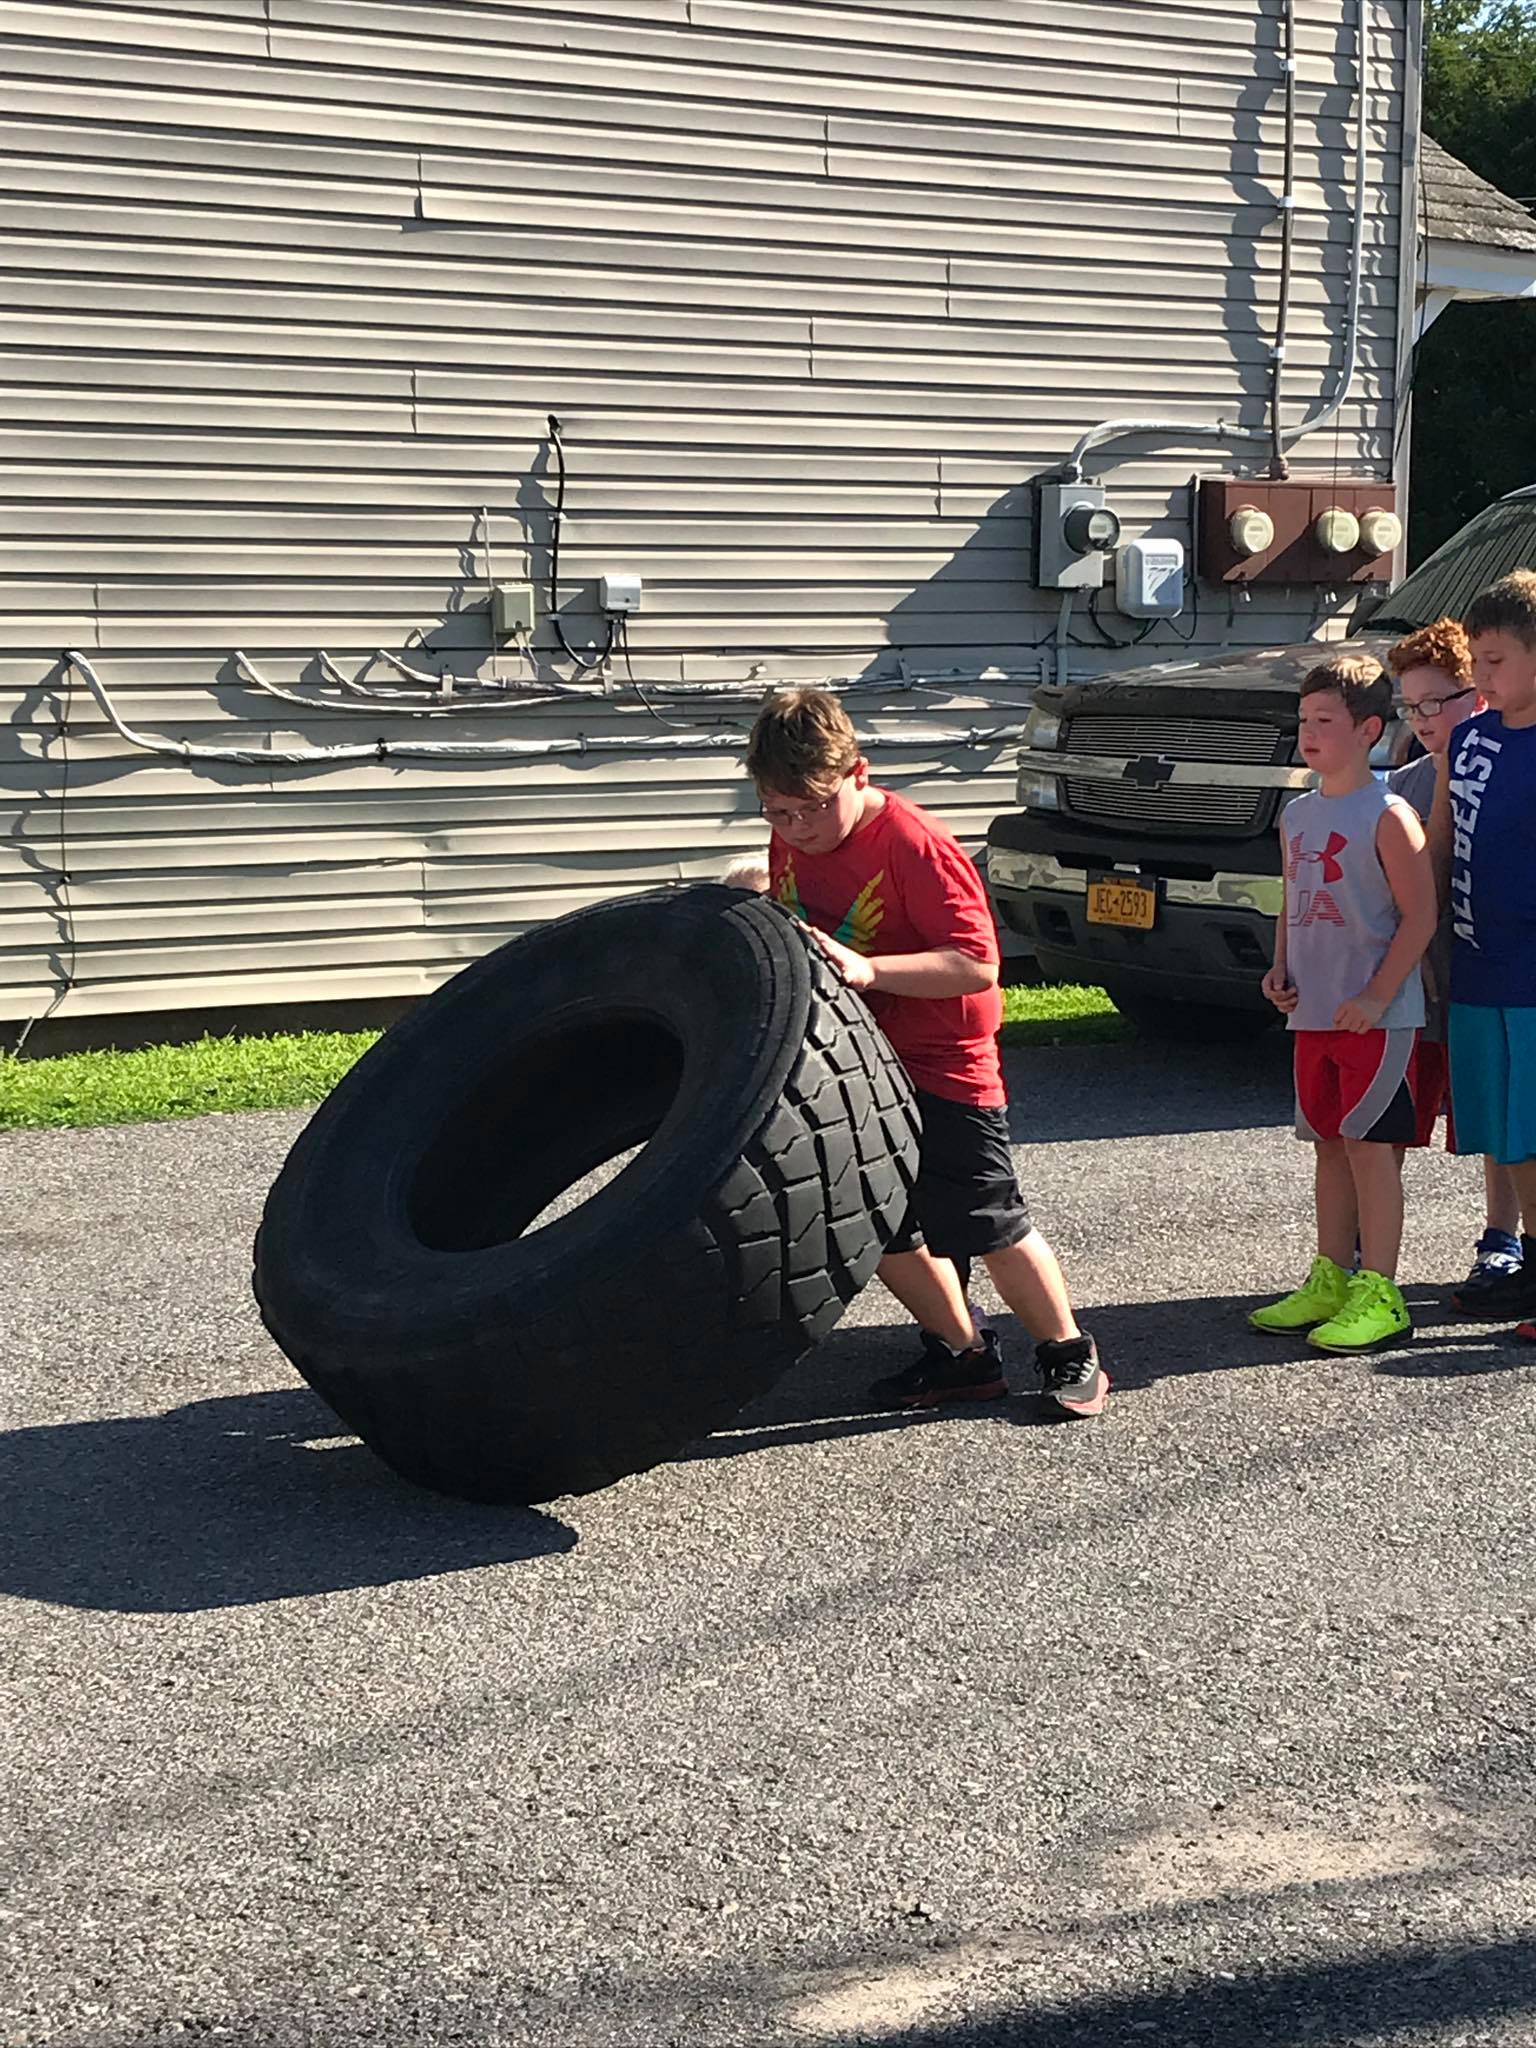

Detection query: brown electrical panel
xmin=1198 ymin=477 xmax=1399 ymax=584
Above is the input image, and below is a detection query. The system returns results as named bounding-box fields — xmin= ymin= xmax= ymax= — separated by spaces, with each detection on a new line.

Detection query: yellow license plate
xmin=1086 ymin=876 xmax=1158 ymax=930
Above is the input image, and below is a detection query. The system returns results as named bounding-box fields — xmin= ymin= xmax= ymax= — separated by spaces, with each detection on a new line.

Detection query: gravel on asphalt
xmin=3 ymin=1035 xmax=1535 ymax=2048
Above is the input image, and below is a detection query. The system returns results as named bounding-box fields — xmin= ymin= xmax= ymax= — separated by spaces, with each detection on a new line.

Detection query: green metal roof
xmin=1360 ymin=488 xmax=1536 ymax=633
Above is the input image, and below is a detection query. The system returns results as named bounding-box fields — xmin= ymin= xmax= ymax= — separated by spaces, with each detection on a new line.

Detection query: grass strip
xmin=0 ymin=985 xmax=1125 ymax=1133
xmin=0 ymin=1030 xmax=381 ymax=1133
xmin=999 ymin=981 xmax=1127 ymax=1049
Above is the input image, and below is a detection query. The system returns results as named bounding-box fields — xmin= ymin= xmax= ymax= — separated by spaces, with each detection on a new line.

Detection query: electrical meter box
xmin=1114 ymin=538 xmax=1186 ymax=618
xmin=1034 ymin=482 xmax=1120 ymax=590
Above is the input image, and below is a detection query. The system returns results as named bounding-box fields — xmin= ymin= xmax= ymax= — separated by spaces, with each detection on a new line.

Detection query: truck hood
xmin=1042 ymin=637 xmax=1393 ymax=726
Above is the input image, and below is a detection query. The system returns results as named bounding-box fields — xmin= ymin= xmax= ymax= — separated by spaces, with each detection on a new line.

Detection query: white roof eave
xmin=1421 ymin=235 xmax=1536 ymax=303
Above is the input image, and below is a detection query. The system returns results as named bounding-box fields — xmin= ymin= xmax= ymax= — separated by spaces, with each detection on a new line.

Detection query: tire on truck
xmin=253 ymin=885 xmax=920 ymax=1505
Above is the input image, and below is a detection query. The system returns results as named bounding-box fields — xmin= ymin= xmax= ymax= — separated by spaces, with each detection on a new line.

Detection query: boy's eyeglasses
xmin=1397 ymin=687 xmax=1475 ymax=722
xmin=759 ymin=780 xmax=850 ymax=829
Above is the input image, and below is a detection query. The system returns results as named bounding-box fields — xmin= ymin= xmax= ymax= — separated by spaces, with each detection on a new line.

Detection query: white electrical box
xmin=599 ymin=573 xmax=643 ymax=615
xmin=1114 ymin=538 xmax=1186 ymax=618
xmin=490 ymin=583 xmax=535 ymax=638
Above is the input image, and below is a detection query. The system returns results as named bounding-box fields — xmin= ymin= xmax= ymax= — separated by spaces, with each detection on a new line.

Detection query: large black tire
xmin=253 ymin=886 xmax=919 ymax=1504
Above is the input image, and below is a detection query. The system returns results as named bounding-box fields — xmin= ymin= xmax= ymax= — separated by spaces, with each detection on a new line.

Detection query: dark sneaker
xmin=866 ymin=1328 xmax=1008 ymax=1410
xmin=1518 ymin=1322 xmax=1536 ymax=1345
xmin=1036 ymin=1334 xmax=1109 ymax=1418
xmin=1451 ymin=1233 xmax=1536 ymax=1318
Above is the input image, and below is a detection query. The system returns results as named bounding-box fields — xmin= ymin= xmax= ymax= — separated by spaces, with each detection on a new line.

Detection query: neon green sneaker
xmin=1249 ymin=1255 xmax=1350 ymax=1333
xmin=1308 ymin=1270 xmax=1411 ymax=1353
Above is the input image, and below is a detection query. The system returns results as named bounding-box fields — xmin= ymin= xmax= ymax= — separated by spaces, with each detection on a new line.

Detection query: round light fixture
xmin=1314 ymin=506 xmax=1362 ymax=555
xmin=1062 ymin=504 xmax=1122 ymax=556
xmin=1228 ymin=505 xmax=1276 ymax=558
xmin=1359 ymin=506 xmax=1403 ymax=556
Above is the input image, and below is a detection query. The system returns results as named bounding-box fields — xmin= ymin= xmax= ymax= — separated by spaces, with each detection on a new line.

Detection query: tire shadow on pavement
xmin=0 ymin=1385 xmax=576 ymax=1614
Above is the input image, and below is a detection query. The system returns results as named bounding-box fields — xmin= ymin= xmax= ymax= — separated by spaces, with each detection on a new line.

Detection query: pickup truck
xmin=985 ymin=484 xmax=1536 ymax=1040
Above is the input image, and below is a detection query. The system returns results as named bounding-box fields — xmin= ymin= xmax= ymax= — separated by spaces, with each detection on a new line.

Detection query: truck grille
xmin=1060 ymin=713 xmax=1284 ymax=836
xmin=1062 ymin=715 xmax=1282 ymax=763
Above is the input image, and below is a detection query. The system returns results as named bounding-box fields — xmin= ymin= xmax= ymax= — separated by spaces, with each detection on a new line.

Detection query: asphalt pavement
xmin=4 ymin=1034 xmax=1536 ymax=2048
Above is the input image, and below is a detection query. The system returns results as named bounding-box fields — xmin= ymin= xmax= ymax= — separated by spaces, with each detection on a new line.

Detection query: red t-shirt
xmin=769 ymin=790 xmax=1005 ymax=1107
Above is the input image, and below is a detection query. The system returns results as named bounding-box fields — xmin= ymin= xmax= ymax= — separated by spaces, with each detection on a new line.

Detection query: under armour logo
xmin=1288 ymin=830 xmax=1348 ymax=885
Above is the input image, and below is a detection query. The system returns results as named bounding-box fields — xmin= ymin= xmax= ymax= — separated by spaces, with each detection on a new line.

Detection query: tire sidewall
xmin=258 ymin=888 xmax=818 ymax=1358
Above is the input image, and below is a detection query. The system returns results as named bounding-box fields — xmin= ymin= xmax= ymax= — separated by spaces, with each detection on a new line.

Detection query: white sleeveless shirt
xmin=1280 ymin=780 xmax=1426 ymax=1033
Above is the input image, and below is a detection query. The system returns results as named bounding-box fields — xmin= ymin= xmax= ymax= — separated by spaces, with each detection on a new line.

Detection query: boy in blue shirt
xmin=1431 ymin=571 xmax=1536 ymax=1336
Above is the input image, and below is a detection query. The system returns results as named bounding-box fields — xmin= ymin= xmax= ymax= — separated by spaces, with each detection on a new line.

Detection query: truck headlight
xmin=1016 ymin=768 xmax=1062 ymax=812
xmin=1023 ymin=706 xmax=1063 ymax=751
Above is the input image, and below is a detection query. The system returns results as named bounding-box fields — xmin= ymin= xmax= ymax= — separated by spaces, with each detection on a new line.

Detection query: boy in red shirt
xmin=745 ymin=687 xmax=1107 ymax=1416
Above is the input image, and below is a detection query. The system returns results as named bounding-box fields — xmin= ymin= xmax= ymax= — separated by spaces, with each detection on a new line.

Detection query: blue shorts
xmin=1448 ymin=1004 xmax=1536 ymax=1164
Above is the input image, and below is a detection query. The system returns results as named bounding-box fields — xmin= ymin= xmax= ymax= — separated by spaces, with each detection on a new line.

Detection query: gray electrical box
xmin=1035 ymin=482 xmax=1122 ymax=590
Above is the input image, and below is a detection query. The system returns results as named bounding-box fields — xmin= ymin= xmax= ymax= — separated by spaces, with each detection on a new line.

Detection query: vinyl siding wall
xmin=0 ymin=0 xmax=1416 ymax=1023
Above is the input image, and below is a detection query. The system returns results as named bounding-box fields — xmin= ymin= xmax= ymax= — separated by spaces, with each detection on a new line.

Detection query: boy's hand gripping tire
xmin=252 ymin=886 xmax=920 ymax=1504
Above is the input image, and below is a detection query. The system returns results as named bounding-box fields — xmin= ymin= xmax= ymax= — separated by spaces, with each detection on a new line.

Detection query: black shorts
xmin=885 ymin=1087 xmax=1033 ymax=1262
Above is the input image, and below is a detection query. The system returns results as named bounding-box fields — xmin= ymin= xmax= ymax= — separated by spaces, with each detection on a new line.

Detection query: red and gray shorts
xmin=1293 ymin=1027 xmax=1426 ymax=1146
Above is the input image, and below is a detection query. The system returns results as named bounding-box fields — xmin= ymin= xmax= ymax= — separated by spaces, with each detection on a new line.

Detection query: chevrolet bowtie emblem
xmin=1122 ymin=755 xmax=1176 ymax=788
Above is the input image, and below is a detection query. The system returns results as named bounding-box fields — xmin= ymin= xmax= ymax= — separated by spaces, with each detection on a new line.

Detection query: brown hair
xmin=1299 ymin=652 xmax=1393 ymax=731
xmin=1465 ymin=569 xmax=1536 ymax=650
xmin=1387 ymin=617 xmax=1472 ymax=685
xmin=745 ymin=687 xmax=861 ymax=796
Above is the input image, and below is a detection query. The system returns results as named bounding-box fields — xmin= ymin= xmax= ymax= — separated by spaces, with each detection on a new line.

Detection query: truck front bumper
xmin=986 ymin=842 xmax=1282 ymax=1013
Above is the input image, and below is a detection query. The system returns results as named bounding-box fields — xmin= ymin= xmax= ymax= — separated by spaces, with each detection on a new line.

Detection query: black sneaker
xmin=1451 ymin=1233 xmax=1536 ymax=1319
xmin=866 ymin=1328 xmax=1008 ymax=1410
xmin=1036 ymin=1334 xmax=1109 ymax=1418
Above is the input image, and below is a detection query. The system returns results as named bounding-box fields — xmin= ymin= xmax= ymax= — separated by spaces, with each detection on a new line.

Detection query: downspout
xmin=1391 ymin=0 xmax=1428 ymax=564
xmin=1060 ymin=0 xmax=1371 ymax=481
xmin=1268 ymin=0 xmax=1299 ymax=478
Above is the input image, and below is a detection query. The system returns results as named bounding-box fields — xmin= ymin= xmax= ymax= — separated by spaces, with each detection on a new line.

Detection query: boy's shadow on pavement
xmin=0 ymin=1385 xmax=576 ymax=1614
xmin=1373 ymin=1292 xmax=1532 ymax=1378
xmin=683 ymin=1290 xmax=1517 ymax=1461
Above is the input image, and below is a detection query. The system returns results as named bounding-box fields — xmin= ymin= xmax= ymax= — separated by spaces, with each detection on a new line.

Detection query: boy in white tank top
xmin=1251 ymin=656 xmax=1438 ymax=1352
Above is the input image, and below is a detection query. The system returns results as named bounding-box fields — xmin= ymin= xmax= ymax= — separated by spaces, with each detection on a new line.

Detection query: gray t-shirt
xmin=1388 ymin=753 xmax=1449 ymax=1042
xmin=1280 ymin=780 xmax=1426 ymax=1033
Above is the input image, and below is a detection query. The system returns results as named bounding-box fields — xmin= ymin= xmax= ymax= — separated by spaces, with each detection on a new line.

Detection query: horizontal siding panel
xmin=0 ymin=961 xmax=445 ymax=1016
xmin=812 ymin=318 xmax=1397 ymax=371
xmin=0 ymin=191 xmax=1402 ymax=273
xmin=0 ymin=330 xmax=817 ymax=389
xmin=266 ymin=9 xmax=1185 ymax=113
xmin=0 ymin=153 xmax=418 ymax=221
xmin=3 ymin=3 xmax=267 ymax=55
xmin=0 ymin=304 xmax=817 ymax=360
xmin=0 ymin=58 xmax=835 ymax=153
xmin=0 ymin=136 xmax=1404 ymax=250
xmin=0 ymin=289 xmax=1387 ymax=358
xmin=824 ymin=114 xmax=1397 ymax=179
xmin=0 ymin=498 xmax=1236 ymax=543
xmin=0 ymin=242 xmax=950 ymax=321
xmin=0 ymin=468 xmax=948 ymax=515
xmin=0 ymin=546 xmax=1043 ymax=583
xmin=0 ymin=225 xmax=1390 ymax=316
xmin=0 ymin=772 xmax=1034 ymax=860
xmin=0 ymin=514 xmax=1030 ymax=551
xmin=0 ymin=349 xmax=418 ymax=398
